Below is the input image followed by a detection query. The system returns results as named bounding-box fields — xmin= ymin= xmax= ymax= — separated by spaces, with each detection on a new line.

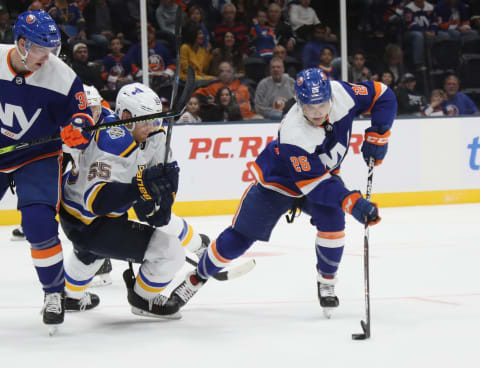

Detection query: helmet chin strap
xmin=14 ymin=40 xmax=32 ymax=71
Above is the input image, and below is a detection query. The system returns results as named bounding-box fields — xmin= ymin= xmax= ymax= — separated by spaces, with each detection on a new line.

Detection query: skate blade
xmin=90 ymin=276 xmax=113 ymax=288
xmin=323 ymin=308 xmax=333 ymax=319
xmin=48 ymin=325 xmax=59 ymax=336
xmin=10 ymin=236 xmax=26 ymax=242
xmin=131 ymin=307 xmax=182 ymax=320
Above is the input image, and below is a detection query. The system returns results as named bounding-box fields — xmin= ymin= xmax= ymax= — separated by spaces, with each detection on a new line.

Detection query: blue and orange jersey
xmin=102 ymin=53 xmax=126 ymax=80
xmin=250 ymin=24 xmax=275 ymax=59
xmin=122 ymin=42 xmax=175 ymax=77
xmin=435 ymin=0 xmax=471 ymax=31
xmin=404 ymin=1 xmax=438 ymax=33
xmin=253 ymin=80 xmax=397 ymax=208
xmin=0 ymin=44 xmax=92 ymax=172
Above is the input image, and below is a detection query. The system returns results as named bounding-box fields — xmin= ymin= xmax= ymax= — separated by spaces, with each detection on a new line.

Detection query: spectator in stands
xmin=83 ymin=0 xmax=116 ymax=57
xmin=267 ymin=3 xmax=295 ymax=53
xmin=348 ymin=49 xmax=371 ymax=83
xmin=403 ymin=0 xmax=437 ymax=71
xmin=28 ymin=1 xmax=46 ymax=11
xmin=442 ymin=74 xmax=478 ymax=115
xmin=0 ymin=4 xmax=13 ymax=44
xmin=180 ymin=23 xmax=215 ymax=82
xmin=254 ymin=57 xmax=295 ymax=120
xmin=155 ymin=0 xmax=178 ymax=52
xmin=122 ymin=24 xmax=175 ymax=83
xmin=195 ymin=61 xmax=256 ymax=119
xmin=435 ymin=0 xmax=478 ymax=40
xmin=396 ymin=73 xmax=426 ymax=115
xmin=209 ymin=31 xmax=246 ymax=78
xmin=421 ymin=89 xmax=447 ymax=116
xmin=48 ymin=0 xmax=86 ymax=40
xmin=318 ymin=46 xmax=339 ymax=80
xmin=183 ymin=5 xmax=210 ymax=49
xmin=373 ymin=43 xmax=406 ymax=85
xmin=273 ymin=44 xmax=301 ymax=78
xmin=71 ymin=42 xmax=105 ymax=91
xmin=214 ymin=3 xmax=249 ymax=54
xmin=250 ymin=9 xmax=275 ymax=62
xmin=301 ymin=23 xmax=338 ymax=68
xmin=215 ymin=86 xmax=243 ymax=121
xmin=176 ymin=96 xmax=202 ymax=123
xmin=288 ymin=0 xmax=320 ymax=40
xmin=103 ymin=37 xmax=132 ymax=90
xmin=380 ymin=70 xmax=396 ymax=90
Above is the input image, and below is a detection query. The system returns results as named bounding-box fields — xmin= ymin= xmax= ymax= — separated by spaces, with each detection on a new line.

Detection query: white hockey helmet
xmin=83 ymin=84 xmax=102 ymax=107
xmin=115 ymin=82 xmax=163 ymax=119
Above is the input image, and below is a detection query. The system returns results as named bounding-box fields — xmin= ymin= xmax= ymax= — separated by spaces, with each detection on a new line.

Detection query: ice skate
xmin=317 ymin=275 xmax=339 ymax=319
xmin=169 ymin=271 xmax=206 ymax=308
xmin=123 ymin=269 xmax=181 ymax=319
xmin=193 ymin=234 xmax=210 ymax=259
xmin=65 ymin=292 xmax=100 ymax=311
xmin=41 ymin=291 xmax=65 ymax=336
xmin=90 ymin=259 xmax=113 ymax=288
xmin=11 ymin=227 xmax=26 ymax=241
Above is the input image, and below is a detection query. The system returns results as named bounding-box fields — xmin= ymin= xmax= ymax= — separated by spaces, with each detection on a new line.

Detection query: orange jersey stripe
xmin=211 ymin=240 xmax=231 ymax=264
xmin=318 ymin=231 xmax=345 ymax=239
xmin=0 ymin=150 xmax=63 ymax=173
xmin=296 ymin=172 xmax=329 ymax=189
xmin=252 ymin=162 xmax=301 ymax=196
xmin=232 ymin=183 xmax=254 ymax=227
xmin=31 ymin=244 xmax=62 ymax=259
xmin=365 ymin=81 xmax=383 ymax=114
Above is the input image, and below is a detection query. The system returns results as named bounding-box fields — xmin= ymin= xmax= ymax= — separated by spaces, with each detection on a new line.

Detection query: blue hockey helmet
xmin=295 ymin=68 xmax=331 ymax=105
xmin=14 ymin=10 xmax=61 ymax=54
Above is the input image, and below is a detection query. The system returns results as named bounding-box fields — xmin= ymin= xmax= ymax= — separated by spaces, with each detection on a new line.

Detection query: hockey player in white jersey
xmin=0 ymin=10 xmax=96 ymax=333
xmin=169 ymin=68 xmax=397 ymax=318
xmin=59 ymin=82 xmax=208 ymax=318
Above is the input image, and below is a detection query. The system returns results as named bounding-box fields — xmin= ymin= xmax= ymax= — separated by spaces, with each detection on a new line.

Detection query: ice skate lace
xmin=148 ymin=294 xmax=168 ymax=311
xmin=175 ymin=281 xmax=198 ymax=303
xmin=319 ymin=284 xmax=336 ymax=298
xmin=78 ymin=293 xmax=93 ymax=311
xmin=42 ymin=293 xmax=62 ymax=314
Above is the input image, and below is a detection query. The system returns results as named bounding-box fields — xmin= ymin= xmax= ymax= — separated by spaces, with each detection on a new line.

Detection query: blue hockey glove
xmin=132 ymin=162 xmax=179 ymax=201
xmin=61 ymin=113 xmax=95 ymax=149
xmin=341 ymin=190 xmax=381 ymax=226
xmin=133 ymin=199 xmax=172 ymax=227
xmin=360 ymin=127 xmax=391 ymax=166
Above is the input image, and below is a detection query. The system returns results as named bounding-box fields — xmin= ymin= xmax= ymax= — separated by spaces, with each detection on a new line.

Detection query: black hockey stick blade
xmin=352 ymin=320 xmax=370 ymax=340
xmin=185 ymin=256 xmax=256 ymax=281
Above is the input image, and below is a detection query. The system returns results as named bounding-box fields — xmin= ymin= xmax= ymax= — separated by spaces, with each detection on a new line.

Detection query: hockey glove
xmin=61 ymin=113 xmax=95 ymax=149
xmin=361 ymin=127 xmax=391 ymax=166
xmin=341 ymin=190 xmax=381 ymax=226
xmin=133 ymin=199 xmax=172 ymax=227
xmin=132 ymin=162 xmax=179 ymax=201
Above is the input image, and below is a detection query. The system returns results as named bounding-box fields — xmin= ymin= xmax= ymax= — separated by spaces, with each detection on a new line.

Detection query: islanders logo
xmin=296 ymin=76 xmax=304 ymax=86
xmin=26 ymin=14 xmax=36 ymax=24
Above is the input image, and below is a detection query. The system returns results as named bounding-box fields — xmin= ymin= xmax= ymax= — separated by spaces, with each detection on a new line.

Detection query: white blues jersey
xmin=61 ymin=119 xmax=171 ymax=225
xmin=0 ymin=44 xmax=90 ymax=172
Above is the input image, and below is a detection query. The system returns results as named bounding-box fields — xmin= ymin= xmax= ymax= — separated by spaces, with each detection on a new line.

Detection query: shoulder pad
xmin=95 ymin=126 xmax=138 ymax=157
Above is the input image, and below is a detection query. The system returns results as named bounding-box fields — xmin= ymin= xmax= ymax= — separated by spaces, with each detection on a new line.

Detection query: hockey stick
xmin=352 ymin=156 xmax=375 ymax=341
xmin=185 ymin=256 xmax=256 ymax=281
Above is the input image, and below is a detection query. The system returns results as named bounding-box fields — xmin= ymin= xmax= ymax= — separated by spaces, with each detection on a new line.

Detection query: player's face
xmin=302 ymin=101 xmax=331 ymax=126
xmin=132 ymin=121 xmax=154 ymax=143
xmin=22 ymin=41 xmax=56 ymax=71
xmin=91 ymin=105 xmax=102 ymax=123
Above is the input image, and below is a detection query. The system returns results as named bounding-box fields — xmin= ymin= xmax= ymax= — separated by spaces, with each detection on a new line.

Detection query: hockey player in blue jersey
xmin=0 ymin=10 xmax=95 ymax=333
xmin=169 ymin=68 xmax=397 ymax=317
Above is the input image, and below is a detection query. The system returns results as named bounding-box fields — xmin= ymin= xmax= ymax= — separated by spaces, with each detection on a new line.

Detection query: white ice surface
xmin=0 ymin=204 xmax=479 ymax=367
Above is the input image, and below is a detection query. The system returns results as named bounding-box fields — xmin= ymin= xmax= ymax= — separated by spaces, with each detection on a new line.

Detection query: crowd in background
xmin=1 ymin=0 xmax=479 ymax=122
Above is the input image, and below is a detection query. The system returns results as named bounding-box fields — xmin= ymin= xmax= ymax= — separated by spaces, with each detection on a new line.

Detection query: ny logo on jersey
xmin=319 ymin=142 xmax=347 ymax=170
xmin=0 ymin=103 xmax=42 ymax=140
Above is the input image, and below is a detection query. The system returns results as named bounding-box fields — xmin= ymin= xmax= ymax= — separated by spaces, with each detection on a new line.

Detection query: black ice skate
xmin=193 ymin=234 xmax=210 ymax=259
xmin=11 ymin=227 xmax=26 ymax=241
xmin=91 ymin=258 xmax=113 ymax=287
xmin=122 ymin=269 xmax=181 ymax=319
xmin=65 ymin=292 xmax=100 ymax=311
xmin=317 ymin=279 xmax=339 ymax=319
xmin=169 ymin=271 xmax=206 ymax=308
xmin=42 ymin=291 xmax=65 ymax=336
